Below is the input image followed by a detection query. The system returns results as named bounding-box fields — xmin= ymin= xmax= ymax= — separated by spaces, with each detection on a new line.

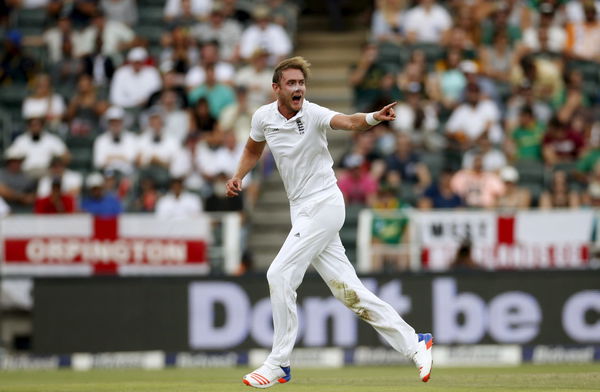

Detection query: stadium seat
xmin=0 ymin=85 xmax=28 ymax=113
xmin=69 ymin=147 xmax=94 ymax=171
xmin=516 ymin=160 xmax=548 ymax=186
xmin=421 ymin=152 xmax=445 ymax=179
xmin=138 ymin=7 xmax=164 ymax=25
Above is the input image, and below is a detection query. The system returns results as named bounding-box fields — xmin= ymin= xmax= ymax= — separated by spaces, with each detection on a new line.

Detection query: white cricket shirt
xmin=250 ymin=100 xmax=339 ymax=204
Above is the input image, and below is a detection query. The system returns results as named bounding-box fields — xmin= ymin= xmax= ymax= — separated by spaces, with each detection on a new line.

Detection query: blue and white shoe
xmin=243 ymin=364 xmax=291 ymax=388
xmin=412 ymin=333 xmax=434 ymax=382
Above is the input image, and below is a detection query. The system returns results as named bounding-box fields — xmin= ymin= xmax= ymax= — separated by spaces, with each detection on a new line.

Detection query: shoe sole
xmin=242 ymin=376 xmax=290 ymax=388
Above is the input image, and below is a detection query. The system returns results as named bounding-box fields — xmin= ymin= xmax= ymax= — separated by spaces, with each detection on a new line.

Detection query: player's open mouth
xmin=292 ymin=95 xmax=302 ymax=104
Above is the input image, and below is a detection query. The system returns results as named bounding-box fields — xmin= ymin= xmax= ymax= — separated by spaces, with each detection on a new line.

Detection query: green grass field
xmin=0 ymin=365 xmax=599 ymax=392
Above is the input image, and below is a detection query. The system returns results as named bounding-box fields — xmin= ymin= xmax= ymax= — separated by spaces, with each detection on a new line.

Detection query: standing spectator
xmin=8 ymin=117 xmax=69 ymax=178
xmin=450 ymin=154 xmax=506 ymax=208
xmin=185 ymin=40 xmax=235 ymax=89
xmin=34 ymin=178 xmax=76 ymax=214
xmin=22 ymin=73 xmax=66 ymax=125
xmin=565 ymin=3 xmax=600 ymax=62
xmin=93 ymin=106 xmax=139 ymax=175
xmin=543 ymin=117 xmax=584 ymax=165
xmin=239 ymin=5 xmax=292 ymax=64
xmin=0 ymin=30 xmax=38 ymax=85
xmin=403 ymin=0 xmax=452 ymax=44
xmin=539 ymin=170 xmax=581 ymax=208
xmin=76 ymin=11 xmax=136 ymax=61
xmin=37 ymin=156 xmax=82 ymax=198
xmin=110 ymin=47 xmax=162 ymax=108
xmin=371 ymin=0 xmax=406 ymax=42
xmin=192 ymin=3 xmax=241 ymax=63
xmin=65 ymin=73 xmax=106 ymax=136
xmin=385 ymin=133 xmax=431 ymax=193
xmin=506 ymin=106 xmax=545 ymax=162
xmin=155 ymin=177 xmax=203 ymax=219
xmin=100 ymin=0 xmax=137 ymax=26
xmin=496 ymin=166 xmax=531 ymax=209
xmin=234 ymin=49 xmax=274 ymax=108
xmin=188 ymin=64 xmax=235 ymax=118
xmin=81 ymin=172 xmax=123 ymax=217
xmin=164 ymin=0 xmax=211 ymax=22
xmin=418 ymin=170 xmax=463 ymax=209
xmin=337 ymin=154 xmax=378 ymax=206
xmin=0 ymin=149 xmax=36 ymax=210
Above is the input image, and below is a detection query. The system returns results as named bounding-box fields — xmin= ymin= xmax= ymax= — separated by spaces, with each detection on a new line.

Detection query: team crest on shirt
xmin=295 ymin=119 xmax=305 ymax=135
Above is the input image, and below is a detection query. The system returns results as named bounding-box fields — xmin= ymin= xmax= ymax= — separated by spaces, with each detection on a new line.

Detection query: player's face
xmin=274 ymin=68 xmax=306 ymax=114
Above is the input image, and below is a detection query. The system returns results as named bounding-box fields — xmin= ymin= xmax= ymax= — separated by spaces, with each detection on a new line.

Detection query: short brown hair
xmin=272 ymin=56 xmax=311 ymax=84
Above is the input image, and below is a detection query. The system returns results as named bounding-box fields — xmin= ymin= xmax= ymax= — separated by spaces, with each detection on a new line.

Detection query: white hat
xmin=105 ymin=106 xmax=125 ymax=120
xmin=460 ymin=60 xmax=479 ymax=74
xmin=128 ymin=47 xmax=148 ymax=62
xmin=344 ymin=154 xmax=364 ymax=169
xmin=86 ymin=172 xmax=105 ymax=188
xmin=500 ymin=166 xmax=519 ymax=183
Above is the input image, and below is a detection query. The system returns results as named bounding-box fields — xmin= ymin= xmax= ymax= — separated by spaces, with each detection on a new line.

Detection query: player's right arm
xmin=226 ymin=137 xmax=266 ymax=197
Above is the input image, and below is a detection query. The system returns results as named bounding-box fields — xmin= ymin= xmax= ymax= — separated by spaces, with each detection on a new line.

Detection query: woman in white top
xmin=22 ymin=73 xmax=66 ymax=124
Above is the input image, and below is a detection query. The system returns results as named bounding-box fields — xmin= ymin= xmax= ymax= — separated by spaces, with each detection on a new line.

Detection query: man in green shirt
xmin=509 ymin=106 xmax=545 ymax=161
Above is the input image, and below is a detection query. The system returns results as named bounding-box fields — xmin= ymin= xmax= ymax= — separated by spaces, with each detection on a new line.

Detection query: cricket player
xmin=226 ymin=56 xmax=433 ymax=388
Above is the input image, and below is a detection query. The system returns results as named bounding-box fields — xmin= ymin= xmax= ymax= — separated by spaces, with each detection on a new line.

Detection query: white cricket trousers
xmin=265 ymin=187 xmax=418 ymax=367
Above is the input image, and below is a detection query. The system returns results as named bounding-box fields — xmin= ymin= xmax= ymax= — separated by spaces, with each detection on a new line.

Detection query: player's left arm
xmin=330 ymin=102 xmax=397 ymax=132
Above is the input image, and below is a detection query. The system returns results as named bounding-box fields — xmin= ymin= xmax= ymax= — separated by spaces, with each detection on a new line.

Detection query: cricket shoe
xmin=412 ymin=333 xmax=434 ymax=382
xmin=243 ymin=364 xmax=291 ymax=388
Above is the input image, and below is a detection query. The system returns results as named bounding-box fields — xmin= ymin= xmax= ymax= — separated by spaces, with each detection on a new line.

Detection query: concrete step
xmin=250 ymin=232 xmax=290 ymax=249
xmin=297 ymin=48 xmax=361 ymax=64
xmin=252 ymin=210 xmax=291 ymax=225
xmin=297 ymin=31 xmax=368 ymax=47
xmin=308 ymin=84 xmax=352 ymax=98
xmin=309 ymin=73 xmax=350 ymax=87
xmin=299 ymin=15 xmax=365 ymax=31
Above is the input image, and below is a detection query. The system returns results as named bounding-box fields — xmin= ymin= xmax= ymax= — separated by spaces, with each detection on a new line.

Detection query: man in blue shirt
xmin=80 ymin=172 xmax=122 ymax=217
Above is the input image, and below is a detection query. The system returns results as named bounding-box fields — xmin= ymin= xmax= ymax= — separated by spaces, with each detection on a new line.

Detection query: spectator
xmin=565 ymin=3 xmax=600 ymax=62
xmin=65 ymin=73 xmax=106 ymax=136
xmin=37 ymin=156 xmax=82 ymax=198
xmin=136 ymin=110 xmax=182 ymax=172
xmin=267 ymin=0 xmax=298 ymax=37
xmin=0 ymin=148 xmax=36 ymax=210
xmin=445 ymin=3 xmax=480 ymax=51
xmin=131 ymin=176 xmax=159 ymax=212
xmin=385 ymin=133 xmax=431 ymax=192
xmin=195 ymin=128 xmax=225 ymax=185
xmin=160 ymin=26 xmax=199 ymax=75
xmin=43 ymin=14 xmax=79 ymax=64
xmin=450 ymin=154 xmax=505 ymax=208
xmin=188 ymin=64 xmax=235 ymax=118
xmin=480 ymin=31 xmax=515 ymax=83
xmin=185 ymin=40 xmax=235 ymax=89
xmin=77 ymin=11 xmax=136 ymax=61
xmin=81 ymin=30 xmax=116 ymax=86
xmin=189 ymin=97 xmax=218 ymax=138
xmin=479 ymin=2 xmax=523 ymax=46
xmin=192 ymin=2 xmax=242 ymax=63
xmin=219 ymin=86 xmax=257 ymax=143
xmin=110 ymin=47 xmax=162 ymax=108
xmin=428 ymin=48 xmax=467 ymax=111
xmin=155 ymin=177 xmax=203 ymax=219
xmin=556 ymin=69 xmax=589 ymax=123
xmin=165 ymin=0 xmax=198 ymax=29
xmin=22 ymin=73 xmax=66 ymax=125
xmin=371 ymin=0 xmax=406 ymax=42
xmin=164 ymin=0 xmax=211 ymax=22
xmin=403 ymin=0 xmax=452 ymax=44
xmin=450 ymin=239 xmax=479 ymax=270
xmin=151 ymin=89 xmax=190 ymax=143
xmin=397 ymin=49 xmax=427 ymax=91
xmin=147 ymin=70 xmax=188 ymax=109
xmin=565 ymin=0 xmax=600 ymax=23
xmin=462 ymin=137 xmax=507 ymax=172
xmin=337 ymin=154 xmax=378 ymax=206
xmin=34 ymin=178 xmax=76 ymax=214
xmin=496 ymin=165 xmax=531 ymax=209
xmin=338 ymin=130 xmax=384 ymax=177
xmin=582 ymin=161 xmax=600 ymax=206
xmin=93 ymin=106 xmax=139 ymax=175
xmin=521 ymin=2 xmax=566 ymax=53
xmin=239 ymin=4 xmax=292 ymax=64
xmin=234 ymin=49 xmax=274 ymax=108
xmin=510 ymin=54 xmax=563 ymax=103
xmin=8 ymin=117 xmax=69 ymax=178
xmin=506 ymin=106 xmax=545 ymax=162
xmin=80 ymin=172 xmax=123 ymax=216
xmin=349 ymin=43 xmax=388 ymax=112
xmin=48 ymin=0 xmax=98 ymax=28
xmin=100 ymin=0 xmax=137 ymax=26
xmin=539 ymin=170 xmax=581 ymax=208
xmin=390 ymin=82 xmax=442 ymax=151
xmin=505 ymin=81 xmax=553 ymax=132
xmin=543 ymin=117 xmax=584 ymax=165
xmin=418 ymin=170 xmax=463 ymax=209
xmin=0 ymin=30 xmax=38 ymax=85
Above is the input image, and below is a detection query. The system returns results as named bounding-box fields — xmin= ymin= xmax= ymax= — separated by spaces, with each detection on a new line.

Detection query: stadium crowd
xmin=0 ymin=0 xmax=599 ymax=220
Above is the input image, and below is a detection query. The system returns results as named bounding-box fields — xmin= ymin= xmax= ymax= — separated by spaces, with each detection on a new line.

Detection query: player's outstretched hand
xmin=226 ymin=177 xmax=242 ymax=198
xmin=375 ymin=102 xmax=397 ymax=122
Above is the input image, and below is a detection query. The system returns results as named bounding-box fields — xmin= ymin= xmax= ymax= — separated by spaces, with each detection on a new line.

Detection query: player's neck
xmin=277 ymin=100 xmax=299 ymax=120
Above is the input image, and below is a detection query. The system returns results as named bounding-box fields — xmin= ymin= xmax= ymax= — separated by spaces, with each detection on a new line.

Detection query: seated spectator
xmin=450 ymin=154 xmax=505 ymax=208
xmin=195 ymin=128 xmax=225 ymax=185
xmin=48 ymin=0 xmax=98 ymax=28
xmin=403 ymin=0 xmax=452 ymax=44
xmin=445 ymin=83 xmax=503 ymax=151
xmin=385 ymin=133 xmax=431 ymax=192
xmin=582 ymin=161 xmax=600 ymax=207
xmin=81 ymin=32 xmax=116 ymax=87
xmin=34 ymin=178 xmax=76 ymax=214
xmin=539 ymin=170 xmax=581 ymax=208
xmin=100 ymin=0 xmax=137 ymax=26
xmin=160 ymin=26 xmax=199 ymax=75
xmin=110 ymin=47 xmax=162 ymax=108
xmin=565 ymin=3 xmax=600 ymax=62
xmin=66 ymin=74 xmax=106 ymax=136
xmin=556 ymin=69 xmax=590 ymax=123
xmin=397 ymin=50 xmax=427 ymax=91
xmin=445 ymin=3 xmax=480 ymax=51
xmin=565 ymin=0 xmax=600 ymax=23
xmin=147 ymin=70 xmax=189 ymax=109
xmin=165 ymin=0 xmax=198 ymax=29
xmin=219 ymin=86 xmax=257 ymax=143
xmin=169 ymin=132 xmax=206 ymax=192
xmin=0 ymin=149 xmax=36 ymax=210
xmin=462 ymin=137 xmax=507 ymax=172
xmin=428 ymin=48 xmax=467 ymax=111
xmin=505 ymin=81 xmax=553 ymax=132
xmin=185 ymin=40 xmax=235 ymax=90
xmin=349 ymin=43 xmax=388 ymax=112
xmin=192 ymin=3 xmax=242 ymax=63
xmin=337 ymin=154 xmax=378 ymax=206
xmin=418 ymin=169 xmax=463 ymax=209
xmin=131 ymin=176 xmax=160 ymax=212
xmin=390 ymin=82 xmax=442 ymax=151
xmin=164 ymin=0 xmax=211 ymax=22
xmin=137 ymin=110 xmax=182 ymax=172
xmin=239 ymin=5 xmax=292 ymax=64
xmin=188 ymin=64 xmax=235 ymax=118
xmin=76 ymin=11 xmax=136 ymax=61
xmin=155 ymin=177 xmax=203 ymax=219
xmin=189 ymin=97 xmax=218 ymax=138
xmin=338 ymin=130 xmax=384 ymax=178
xmin=93 ymin=106 xmax=139 ymax=175
xmin=0 ymin=30 xmax=38 ymax=85
xmin=234 ymin=49 xmax=274 ymax=108
xmin=371 ymin=0 xmax=405 ymax=42
xmin=496 ymin=166 xmax=531 ymax=209
xmin=8 ymin=117 xmax=69 ymax=178
xmin=480 ymin=31 xmax=515 ymax=83
xmin=510 ymin=55 xmax=563 ymax=103
xmin=81 ymin=172 xmax=123 ymax=217
xmin=543 ymin=117 xmax=584 ymax=165
xmin=37 ymin=156 xmax=82 ymax=198
xmin=22 ymin=73 xmax=66 ymax=125
xmin=43 ymin=14 xmax=78 ymax=64
xmin=506 ymin=106 xmax=545 ymax=162
xmin=521 ymin=2 xmax=566 ymax=53
xmin=479 ymin=3 xmax=523 ymax=46
xmin=150 ymin=89 xmax=190 ymax=143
